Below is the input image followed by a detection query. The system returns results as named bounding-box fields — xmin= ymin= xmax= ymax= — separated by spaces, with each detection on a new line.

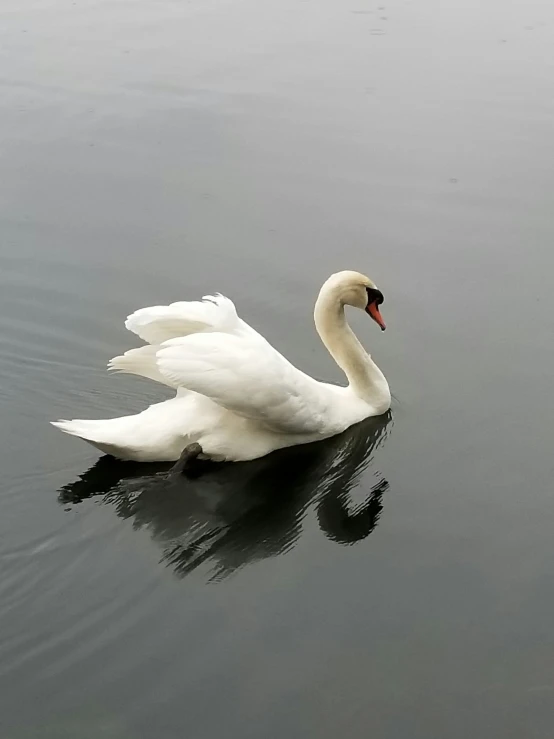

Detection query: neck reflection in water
xmin=59 ymin=414 xmax=392 ymax=581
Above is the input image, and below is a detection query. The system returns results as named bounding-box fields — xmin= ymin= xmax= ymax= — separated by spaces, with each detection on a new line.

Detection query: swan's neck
xmin=314 ymin=287 xmax=390 ymax=410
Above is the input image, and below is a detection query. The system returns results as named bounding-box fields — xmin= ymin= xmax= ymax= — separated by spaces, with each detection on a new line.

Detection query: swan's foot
xmin=168 ymin=443 xmax=204 ymax=476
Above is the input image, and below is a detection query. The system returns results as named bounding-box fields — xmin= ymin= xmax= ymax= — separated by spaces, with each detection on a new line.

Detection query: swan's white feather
xmin=52 ymin=273 xmax=391 ymax=462
xmin=109 ymin=294 xmax=266 ymax=390
xmin=156 ymin=332 xmax=333 ymax=435
xmin=125 ymin=294 xmax=250 ymax=345
xmin=107 ymin=345 xmax=177 ymax=388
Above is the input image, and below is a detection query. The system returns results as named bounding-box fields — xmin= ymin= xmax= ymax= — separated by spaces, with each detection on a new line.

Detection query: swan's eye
xmin=366 ymin=287 xmax=384 ymax=306
xmin=365 ymin=287 xmax=386 ymax=330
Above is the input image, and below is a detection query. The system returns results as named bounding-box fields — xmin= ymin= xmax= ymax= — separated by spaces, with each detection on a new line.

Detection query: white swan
xmin=52 ymin=270 xmax=390 ymax=463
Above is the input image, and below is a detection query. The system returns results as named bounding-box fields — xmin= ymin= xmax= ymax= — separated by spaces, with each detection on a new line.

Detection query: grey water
xmin=1 ymin=0 xmax=554 ymax=737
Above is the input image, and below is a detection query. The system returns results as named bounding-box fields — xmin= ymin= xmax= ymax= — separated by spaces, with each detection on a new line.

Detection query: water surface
xmin=1 ymin=0 xmax=554 ymax=737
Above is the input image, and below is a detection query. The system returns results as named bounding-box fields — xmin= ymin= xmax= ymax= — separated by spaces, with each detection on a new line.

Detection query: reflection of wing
xmin=156 ymin=332 xmax=333 ymax=434
xmin=58 ymin=415 xmax=392 ymax=581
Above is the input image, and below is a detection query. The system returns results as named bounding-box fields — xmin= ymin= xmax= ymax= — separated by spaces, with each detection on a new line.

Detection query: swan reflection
xmin=59 ymin=415 xmax=392 ymax=581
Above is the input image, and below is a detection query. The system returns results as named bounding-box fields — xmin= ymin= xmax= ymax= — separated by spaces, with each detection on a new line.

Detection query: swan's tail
xmin=51 ymin=418 xmax=137 ymax=458
xmin=51 ymin=418 xmax=106 ymax=439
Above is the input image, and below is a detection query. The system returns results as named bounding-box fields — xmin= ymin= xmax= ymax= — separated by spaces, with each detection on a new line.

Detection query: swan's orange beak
xmin=366 ymin=302 xmax=386 ymax=331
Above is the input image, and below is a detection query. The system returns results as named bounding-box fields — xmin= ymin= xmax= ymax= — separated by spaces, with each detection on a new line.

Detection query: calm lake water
xmin=1 ymin=0 xmax=554 ymax=737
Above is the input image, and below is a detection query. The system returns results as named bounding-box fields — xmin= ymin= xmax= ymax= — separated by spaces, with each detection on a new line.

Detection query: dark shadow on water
xmin=58 ymin=415 xmax=392 ymax=581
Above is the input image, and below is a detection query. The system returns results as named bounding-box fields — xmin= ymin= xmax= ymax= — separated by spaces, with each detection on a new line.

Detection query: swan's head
xmin=323 ymin=270 xmax=386 ymax=331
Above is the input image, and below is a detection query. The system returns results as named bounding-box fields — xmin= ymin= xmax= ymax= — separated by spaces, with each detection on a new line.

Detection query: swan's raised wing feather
xmin=125 ymin=294 xmax=251 ymax=345
xmin=110 ymin=294 xmax=267 ymax=389
xmin=156 ymin=333 xmax=332 ymax=435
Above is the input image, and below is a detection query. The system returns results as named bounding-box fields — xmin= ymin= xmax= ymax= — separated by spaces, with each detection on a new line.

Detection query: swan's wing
xmin=125 ymin=294 xmax=255 ymax=345
xmin=110 ymin=293 xmax=267 ymax=389
xmin=156 ymin=333 xmax=333 ymax=434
